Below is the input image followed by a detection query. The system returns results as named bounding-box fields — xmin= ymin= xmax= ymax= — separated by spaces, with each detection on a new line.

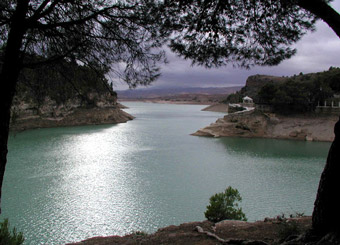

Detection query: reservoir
xmin=2 ymin=102 xmax=330 ymax=244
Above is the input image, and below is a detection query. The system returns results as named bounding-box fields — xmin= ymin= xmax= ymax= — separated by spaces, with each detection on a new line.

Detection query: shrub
xmin=0 ymin=219 xmax=24 ymax=245
xmin=130 ymin=231 xmax=148 ymax=237
xmin=204 ymin=186 xmax=247 ymax=223
xmin=278 ymin=220 xmax=300 ymax=241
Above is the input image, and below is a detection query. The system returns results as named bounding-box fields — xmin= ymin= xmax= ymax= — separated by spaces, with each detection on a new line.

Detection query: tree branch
xmin=28 ymin=3 xmax=138 ymax=30
xmin=297 ymin=0 xmax=340 ymax=38
xmin=28 ymin=0 xmax=59 ymax=22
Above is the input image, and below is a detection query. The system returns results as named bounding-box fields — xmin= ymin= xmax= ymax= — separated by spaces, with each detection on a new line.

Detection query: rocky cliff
xmin=240 ymin=75 xmax=287 ymax=102
xmin=68 ymin=216 xmax=313 ymax=245
xmin=10 ymin=92 xmax=134 ymax=131
xmin=193 ymin=109 xmax=337 ymax=142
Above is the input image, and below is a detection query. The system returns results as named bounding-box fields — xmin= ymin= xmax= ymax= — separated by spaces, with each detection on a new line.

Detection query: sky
xmin=113 ymin=1 xmax=340 ymax=90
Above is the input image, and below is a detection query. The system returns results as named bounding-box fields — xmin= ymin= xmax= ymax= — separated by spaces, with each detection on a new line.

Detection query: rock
xmin=289 ymin=131 xmax=298 ymax=137
xmin=68 ymin=217 xmax=312 ymax=245
xmin=305 ymin=136 xmax=313 ymax=141
xmin=10 ymin=93 xmax=134 ymax=131
xmin=192 ymin=109 xmax=336 ymax=142
xmin=317 ymin=232 xmax=340 ymax=244
xmin=201 ymin=103 xmax=229 ymax=112
xmin=229 ymin=104 xmax=247 ymax=113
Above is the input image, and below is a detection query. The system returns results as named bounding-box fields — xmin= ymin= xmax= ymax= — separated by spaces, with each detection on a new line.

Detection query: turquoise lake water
xmin=1 ymin=102 xmax=331 ymax=244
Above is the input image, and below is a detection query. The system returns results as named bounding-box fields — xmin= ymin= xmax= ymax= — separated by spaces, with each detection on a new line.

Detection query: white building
xmin=242 ymin=96 xmax=253 ymax=104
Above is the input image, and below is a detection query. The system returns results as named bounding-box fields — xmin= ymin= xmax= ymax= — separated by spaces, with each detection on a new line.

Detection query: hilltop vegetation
xmin=5 ymin=58 xmax=134 ymax=131
xmin=225 ymin=67 xmax=340 ymax=114
xmin=13 ymin=58 xmax=115 ymax=109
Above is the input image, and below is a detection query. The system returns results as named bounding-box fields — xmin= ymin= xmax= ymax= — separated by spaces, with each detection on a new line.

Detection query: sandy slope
xmin=10 ymin=107 xmax=134 ymax=131
xmin=193 ymin=109 xmax=337 ymax=142
xmin=68 ymin=217 xmax=312 ymax=245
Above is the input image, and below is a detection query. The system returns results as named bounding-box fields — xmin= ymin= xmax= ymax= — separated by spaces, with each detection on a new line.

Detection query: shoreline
xmin=201 ymin=103 xmax=229 ymax=112
xmin=10 ymin=106 xmax=134 ymax=132
xmin=11 ymin=100 xmax=337 ymax=143
xmin=124 ymin=101 xmax=336 ymax=142
xmin=119 ymin=99 xmax=214 ymax=105
xmin=121 ymin=101 xmax=336 ymax=142
xmin=67 ymin=216 xmax=312 ymax=245
xmin=192 ymin=109 xmax=337 ymax=142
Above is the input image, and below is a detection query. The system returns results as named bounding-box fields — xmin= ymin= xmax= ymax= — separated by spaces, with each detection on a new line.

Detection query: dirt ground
xmin=193 ymin=109 xmax=337 ymax=142
xmin=68 ymin=216 xmax=313 ymax=245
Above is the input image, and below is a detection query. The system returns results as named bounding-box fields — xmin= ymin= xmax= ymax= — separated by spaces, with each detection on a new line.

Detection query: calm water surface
xmin=1 ymin=102 xmax=330 ymax=244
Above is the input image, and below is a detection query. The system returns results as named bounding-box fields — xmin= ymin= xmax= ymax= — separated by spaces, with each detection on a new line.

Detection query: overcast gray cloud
xmin=114 ymin=1 xmax=340 ymax=90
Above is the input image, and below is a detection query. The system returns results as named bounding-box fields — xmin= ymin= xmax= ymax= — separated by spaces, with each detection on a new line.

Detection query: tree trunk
xmin=295 ymin=0 xmax=340 ymax=236
xmin=0 ymin=0 xmax=29 ymax=212
xmin=298 ymin=0 xmax=340 ymax=39
xmin=312 ymin=118 xmax=340 ymax=235
xmin=0 ymin=81 xmax=16 ymax=214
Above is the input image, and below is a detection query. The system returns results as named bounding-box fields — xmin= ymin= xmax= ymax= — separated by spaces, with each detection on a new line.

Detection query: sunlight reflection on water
xmin=2 ymin=102 xmax=330 ymax=244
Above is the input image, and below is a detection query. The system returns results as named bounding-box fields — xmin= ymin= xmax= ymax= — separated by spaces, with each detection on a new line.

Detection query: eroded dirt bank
xmin=193 ymin=110 xmax=337 ymax=142
xmin=10 ymin=106 xmax=134 ymax=131
xmin=68 ymin=217 xmax=313 ymax=245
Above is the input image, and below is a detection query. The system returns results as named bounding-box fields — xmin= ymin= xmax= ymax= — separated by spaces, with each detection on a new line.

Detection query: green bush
xmin=129 ymin=231 xmax=148 ymax=237
xmin=0 ymin=219 xmax=24 ymax=245
xmin=278 ymin=220 xmax=300 ymax=241
xmin=204 ymin=186 xmax=247 ymax=223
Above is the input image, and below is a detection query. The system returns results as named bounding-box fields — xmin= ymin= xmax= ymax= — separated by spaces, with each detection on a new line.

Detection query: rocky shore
xmin=68 ymin=216 xmax=313 ymax=245
xmin=10 ymin=106 xmax=134 ymax=131
xmin=10 ymin=94 xmax=134 ymax=131
xmin=193 ymin=109 xmax=337 ymax=142
xmin=201 ymin=103 xmax=229 ymax=112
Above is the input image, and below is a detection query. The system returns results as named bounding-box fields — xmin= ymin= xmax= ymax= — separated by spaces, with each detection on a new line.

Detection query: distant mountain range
xmin=117 ymin=86 xmax=242 ymax=100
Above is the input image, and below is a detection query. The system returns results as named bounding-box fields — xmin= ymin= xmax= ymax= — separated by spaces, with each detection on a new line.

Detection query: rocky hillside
xmin=68 ymin=216 xmax=314 ymax=245
xmin=193 ymin=109 xmax=337 ymax=142
xmin=10 ymin=60 xmax=133 ymax=131
xmin=226 ymin=67 xmax=340 ymax=106
xmin=225 ymin=75 xmax=287 ymax=103
xmin=10 ymin=93 xmax=134 ymax=131
xmin=241 ymin=75 xmax=287 ymax=102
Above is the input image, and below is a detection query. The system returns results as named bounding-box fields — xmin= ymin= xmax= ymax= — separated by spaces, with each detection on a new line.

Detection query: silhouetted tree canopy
xmin=0 ymin=0 xmax=169 ymax=88
xmin=16 ymin=58 xmax=113 ymax=107
xmin=162 ymin=0 xmax=320 ymax=68
xmin=1 ymin=0 xmax=340 ymax=239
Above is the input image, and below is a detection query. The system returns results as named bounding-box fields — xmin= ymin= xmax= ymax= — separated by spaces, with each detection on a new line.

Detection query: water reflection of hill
xmin=216 ymin=137 xmax=331 ymax=159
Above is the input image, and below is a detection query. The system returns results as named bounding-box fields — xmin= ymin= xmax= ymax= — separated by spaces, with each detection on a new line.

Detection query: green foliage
xmin=164 ymin=1 xmax=316 ymax=68
xmin=278 ymin=220 xmax=300 ymax=241
xmin=129 ymin=231 xmax=148 ymax=237
xmin=272 ymin=80 xmax=312 ymax=113
xmin=224 ymin=92 xmax=242 ymax=103
xmin=205 ymin=186 xmax=247 ymax=223
xmin=257 ymin=68 xmax=340 ymax=113
xmin=289 ymin=212 xmax=305 ymax=218
xmin=16 ymin=59 xmax=112 ymax=107
xmin=1 ymin=1 xmax=169 ymax=88
xmin=258 ymin=82 xmax=277 ymax=104
xmin=0 ymin=219 xmax=24 ymax=245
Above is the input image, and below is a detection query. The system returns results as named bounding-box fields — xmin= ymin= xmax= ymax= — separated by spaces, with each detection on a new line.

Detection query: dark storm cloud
xmin=114 ymin=2 xmax=340 ymax=90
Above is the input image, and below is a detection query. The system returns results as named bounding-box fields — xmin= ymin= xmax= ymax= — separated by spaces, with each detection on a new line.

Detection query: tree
xmin=0 ymin=0 xmax=171 ymax=211
xmin=162 ymin=0 xmax=317 ymax=68
xmin=258 ymin=82 xmax=277 ymax=104
xmin=1 ymin=0 xmax=340 ymax=240
xmin=16 ymin=58 xmax=114 ymax=107
xmin=205 ymin=186 xmax=247 ymax=222
xmin=0 ymin=218 xmax=24 ymax=245
xmin=258 ymin=79 xmax=321 ymax=113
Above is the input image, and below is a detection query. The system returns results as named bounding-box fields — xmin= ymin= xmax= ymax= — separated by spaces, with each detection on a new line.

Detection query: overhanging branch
xmin=297 ymin=0 xmax=340 ymax=38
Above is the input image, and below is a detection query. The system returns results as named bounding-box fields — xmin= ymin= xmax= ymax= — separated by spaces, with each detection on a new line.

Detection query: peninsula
xmin=9 ymin=60 xmax=134 ymax=131
xmin=194 ymin=69 xmax=340 ymax=142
